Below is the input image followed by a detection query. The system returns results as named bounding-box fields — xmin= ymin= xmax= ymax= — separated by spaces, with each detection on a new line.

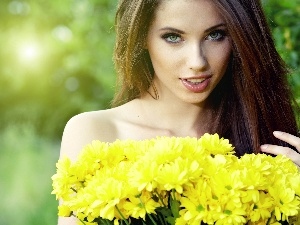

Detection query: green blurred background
xmin=0 ymin=0 xmax=299 ymax=224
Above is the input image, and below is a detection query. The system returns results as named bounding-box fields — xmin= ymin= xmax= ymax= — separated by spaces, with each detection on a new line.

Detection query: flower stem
xmin=154 ymin=190 xmax=167 ymax=207
xmin=158 ymin=212 xmax=167 ymax=225
xmin=266 ymin=211 xmax=275 ymax=225
xmin=79 ymin=218 xmax=87 ymax=225
xmin=171 ymin=189 xmax=176 ymax=201
xmin=115 ymin=205 xmax=130 ymax=225
xmin=139 ymin=196 xmax=157 ymax=225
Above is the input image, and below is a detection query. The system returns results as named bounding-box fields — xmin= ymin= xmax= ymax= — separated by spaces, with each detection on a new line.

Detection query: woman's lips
xmin=184 ymin=78 xmax=207 ymax=84
xmin=180 ymin=77 xmax=211 ymax=93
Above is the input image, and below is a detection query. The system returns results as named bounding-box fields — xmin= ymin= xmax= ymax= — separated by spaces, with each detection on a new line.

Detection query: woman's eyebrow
xmin=204 ymin=23 xmax=227 ymax=33
xmin=159 ymin=27 xmax=185 ymax=34
xmin=158 ymin=23 xmax=227 ymax=34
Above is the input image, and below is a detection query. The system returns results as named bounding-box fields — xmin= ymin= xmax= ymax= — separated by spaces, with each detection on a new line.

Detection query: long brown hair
xmin=112 ymin=0 xmax=299 ymax=155
xmin=113 ymin=0 xmax=158 ymax=105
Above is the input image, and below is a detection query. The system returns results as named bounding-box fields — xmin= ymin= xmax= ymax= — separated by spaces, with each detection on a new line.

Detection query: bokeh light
xmin=19 ymin=43 xmax=40 ymax=62
xmin=8 ymin=0 xmax=30 ymax=15
xmin=52 ymin=25 xmax=73 ymax=43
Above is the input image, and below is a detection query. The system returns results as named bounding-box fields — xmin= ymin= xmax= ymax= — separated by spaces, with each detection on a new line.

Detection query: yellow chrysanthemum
xmin=156 ymin=158 xmax=201 ymax=193
xmin=145 ymin=137 xmax=187 ymax=165
xmin=211 ymin=173 xmax=243 ymax=198
xmin=269 ymin=186 xmax=300 ymax=221
xmin=51 ymin=157 xmax=83 ymax=199
xmin=213 ymin=205 xmax=247 ymax=225
xmin=85 ymin=178 xmax=124 ymax=220
xmin=199 ymin=133 xmax=234 ymax=155
xmin=51 ymin=134 xmax=300 ymax=225
xmin=129 ymin=160 xmax=159 ymax=192
xmin=122 ymin=191 xmax=161 ymax=219
xmin=81 ymin=140 xmax=126 ymax=168
xmin=246 ymin=191 xmax=273 ymax=222
xmin=179 ymin=180 xmax=212 ymax=225
xmin=58 ymin=204 xmax=72 ymax=217
xmin=122 ymin=139 xmax=150 ymax=161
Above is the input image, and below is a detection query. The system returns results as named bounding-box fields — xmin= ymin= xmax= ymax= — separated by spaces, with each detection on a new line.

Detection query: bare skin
xmin=261 ymin=131 xmax=300 ymax=167
xmin=60 ymin=95 xmax=213 ymax=162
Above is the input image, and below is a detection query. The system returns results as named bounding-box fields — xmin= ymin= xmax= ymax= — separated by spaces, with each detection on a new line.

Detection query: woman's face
xmin=146 ymin=0 xmax=232 ymax=105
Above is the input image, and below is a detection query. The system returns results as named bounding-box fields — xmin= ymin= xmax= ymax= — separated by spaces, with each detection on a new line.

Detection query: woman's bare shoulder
xmin=57 ymin=104 xmax=140 ymax=225
xmin=59 ymin=109 xmax=118 ymax=161
xmin=59 ymin=99 xmax=145 ymax=161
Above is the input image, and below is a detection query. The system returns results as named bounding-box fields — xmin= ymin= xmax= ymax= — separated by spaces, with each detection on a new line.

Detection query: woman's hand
xmin=260 ymin=131 xmax=300 ymax=167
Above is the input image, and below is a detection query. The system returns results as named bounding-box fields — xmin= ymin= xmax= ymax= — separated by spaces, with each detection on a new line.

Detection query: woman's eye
xmin=206 ymin=30 xmax=226 ymax=41
xmin=162 ymin=33 xmax=182 ymax=43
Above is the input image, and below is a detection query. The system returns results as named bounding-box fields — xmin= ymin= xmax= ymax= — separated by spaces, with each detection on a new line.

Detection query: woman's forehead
xmin=151 ymin=0 xmax=225 ymax=29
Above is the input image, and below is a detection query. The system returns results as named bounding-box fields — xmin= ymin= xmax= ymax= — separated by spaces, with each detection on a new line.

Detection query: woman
xmin=57 ymin=0 xmax=300 ymax=224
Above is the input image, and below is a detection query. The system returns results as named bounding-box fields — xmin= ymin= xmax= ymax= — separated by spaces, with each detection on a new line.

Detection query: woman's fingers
xmin=260 ymin=131 xmax=300 ymax=166
xmin=272 ymin=131 xmax=300 ymax=151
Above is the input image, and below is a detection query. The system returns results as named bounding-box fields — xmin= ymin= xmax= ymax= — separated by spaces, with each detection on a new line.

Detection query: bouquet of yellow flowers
xmin=52 ymin=134 xmax=300 ymax=225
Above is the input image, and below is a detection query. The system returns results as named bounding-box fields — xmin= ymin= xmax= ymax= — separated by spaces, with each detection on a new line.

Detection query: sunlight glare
xmin=19 ymin=44 xmax=40 ymax=62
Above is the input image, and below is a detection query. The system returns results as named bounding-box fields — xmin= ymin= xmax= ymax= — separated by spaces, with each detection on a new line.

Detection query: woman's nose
xmin=187 ymin=42 xmax=207 ymax=71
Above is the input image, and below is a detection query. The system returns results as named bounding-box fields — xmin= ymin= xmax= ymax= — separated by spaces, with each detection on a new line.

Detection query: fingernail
xmin=273 ymin=131 xmax=283 ymax=136
xmin=260 ymin=144 xmax=269 ymax=150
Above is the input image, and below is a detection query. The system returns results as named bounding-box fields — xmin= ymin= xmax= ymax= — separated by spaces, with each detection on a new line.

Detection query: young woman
xmin=57 ymin=0 xmax=300 ymax=224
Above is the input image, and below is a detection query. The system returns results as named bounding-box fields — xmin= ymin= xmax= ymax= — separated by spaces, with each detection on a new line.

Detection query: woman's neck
xmin=137 ymin=93 xmax=213 ymax=138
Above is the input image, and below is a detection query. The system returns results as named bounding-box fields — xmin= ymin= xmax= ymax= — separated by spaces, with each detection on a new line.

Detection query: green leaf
xmin=170 ymin=197 xmax=180 ymax=219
